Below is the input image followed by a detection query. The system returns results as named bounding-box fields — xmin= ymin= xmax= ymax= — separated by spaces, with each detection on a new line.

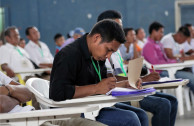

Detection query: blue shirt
xmin=119 ymin=44 xmax=134 ymax=61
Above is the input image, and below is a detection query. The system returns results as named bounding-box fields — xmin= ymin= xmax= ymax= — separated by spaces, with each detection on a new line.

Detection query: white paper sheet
xmin=128 ymin=57 xmax=143 ymax=89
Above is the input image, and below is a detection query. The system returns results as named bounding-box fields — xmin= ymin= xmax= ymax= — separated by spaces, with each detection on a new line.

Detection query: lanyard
xmin=39 ymin=48 xmax=44 ymax=58
xmin=15 ymin=47 xmax=23 ymax=56
xmin=91 ymin=57 xmax=101 ymax=81
xmin=116 ymin=52 xmax=127 ymax=76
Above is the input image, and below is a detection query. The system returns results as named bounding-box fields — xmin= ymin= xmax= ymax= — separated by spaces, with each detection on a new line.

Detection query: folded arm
xmin=0 ymin=83 xmax=32 ymax=103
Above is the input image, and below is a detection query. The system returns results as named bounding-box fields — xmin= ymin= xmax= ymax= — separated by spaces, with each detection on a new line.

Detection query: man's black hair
xmin=135 ymin=28 xmax=143 ymax=35
xmin=124 ymin=28 xmax=134 ymax=37
xmin=20 ymin=38 xmax=25 ymax=41
xmin=25 ymin=26 xmax=35 ymax=36
xmin=4 ymin=26 xmax=17 ymax=37
xmin=184 ymin=23 xmax=192 ymax=28
xmin=90 ymin=19 xmax=125 ymax=43
xmin=54 ymin=33 xmax=63 ymax=41
xmin=178 ymin=26 xmax=190 ymax=37
xmin=97 ymin=10 xmax=122 ymax=22
xmin=149 ymin=21 xmax=164 ymax=34
xmin=66 ymin=33 xmax=71 ymax=38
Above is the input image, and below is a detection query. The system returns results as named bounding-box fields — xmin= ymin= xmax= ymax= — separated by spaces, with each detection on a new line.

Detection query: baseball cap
xmin=73 ymin=27 xmax=85 ymax=35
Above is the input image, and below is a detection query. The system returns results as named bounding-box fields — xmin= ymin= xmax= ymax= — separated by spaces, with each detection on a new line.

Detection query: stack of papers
xmin=106 ymin=87 xmax=156 ymax=96
xmin=142 ymin=79 xmax=183 ymax=86
xmin=142 ymin=77 xmax=188 ymax=88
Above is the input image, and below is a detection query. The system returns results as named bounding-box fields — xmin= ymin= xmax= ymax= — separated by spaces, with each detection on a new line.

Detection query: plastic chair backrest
xmin=31 ymin=79 xmax=49 ymax=99
xmin=26 ymin=78 xmax=50 ymax=109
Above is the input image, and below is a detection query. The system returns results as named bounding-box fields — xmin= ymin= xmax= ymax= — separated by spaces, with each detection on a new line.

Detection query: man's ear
xmin=92 ymin=33 xmax=102 ymax=44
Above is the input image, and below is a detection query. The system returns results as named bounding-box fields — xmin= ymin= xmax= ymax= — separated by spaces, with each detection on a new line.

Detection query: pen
xmin=109 ymin=58 xmax=116 ymax=78
xmin=112 ymin=63 xmax=116 ymax=78
xmin=151 ymin=65 xmax=155 ymax=72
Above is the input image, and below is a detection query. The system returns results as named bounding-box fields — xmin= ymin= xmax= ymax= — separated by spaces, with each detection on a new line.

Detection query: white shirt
xmin=183 ymin=41 xmax=192 ymax=53
xmin=161 ymin=33 xmax=185 ymax=57
xmin=119 ymin=44 xmax=134 ymax=61
xmin=186 ymin=39 xmax=194 ymax=51
xmin=0 ymin=43 xmax=35 ymax=79
xmin=137 ymin=38 xmax=147 ymax=49
xmin=0 ymin=71 xmax=12 ymax=85
xmin=105 ymin=50 xmax=126 ymax=75
xmin=25 ymin=40 xmax=54 ymax=66
xmin=190 ymin=39 xmax=194 ymax=50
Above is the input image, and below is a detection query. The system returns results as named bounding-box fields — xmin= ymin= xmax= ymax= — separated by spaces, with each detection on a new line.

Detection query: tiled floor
xmin=175 ymin=107 xmax=194 ymax=126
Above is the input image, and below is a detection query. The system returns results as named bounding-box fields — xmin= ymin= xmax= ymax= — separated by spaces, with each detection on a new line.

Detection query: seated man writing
xmin=49 ymin=19 xmax=146 ymax=126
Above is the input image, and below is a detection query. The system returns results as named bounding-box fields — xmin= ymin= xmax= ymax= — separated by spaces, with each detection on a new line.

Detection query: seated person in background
xmin=25 ymin=26 xmax=54 ymax=68
xmin=18 ymin=38 xmax=26 ymax=49
xmin=54 ymin=33 xmax=65 ymax=54
xmin=0 ymin=26 xmax=35 ymax=79
xmin=119 ymin=28 xmax=141 ymax=64
xmin=135 ymin=28 xmax=147 ymax=50
xmin=184 ymin=24 xmax=194 ymax=73
xmin=50 ymin=19 xmax=147 ymax=126
xmin=99 ymin=10 xmax=177 ymax=126
xmin=161 ymin=25 xmax=194 ymax=62
xmin=143 ymin=21 xmax=194 ymax=94
xmin=0 ymin=71 xmax=33 ymax=113
xmin=0 ymin=71 xmax=105 ymax=126
xmin=183 ymin=23 xmax=194 ymax=55
xmin=60 ymin=27 xmax=85 ymax=49
xmin=66 ymin=30 xmax=74 ymax=39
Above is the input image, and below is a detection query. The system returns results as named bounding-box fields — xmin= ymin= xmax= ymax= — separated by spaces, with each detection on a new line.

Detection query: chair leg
xmin=190 ymin=90 xmax=194 ymax=108
xmin=184 ymin=87 xmax=191 ymax=111
xmin=176 ymin=85 xmax=184 ymax=116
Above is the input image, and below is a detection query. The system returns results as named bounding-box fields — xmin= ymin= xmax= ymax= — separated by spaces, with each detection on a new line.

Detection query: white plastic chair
xmin=26 ymin=78 xmax=148 ymax=120
xmin=143 ymin=59 xmax=194 ymax=116
xmin=26 ymin=78 xmax=102 ymax=120
xmin=184 ymin=87 xmax=192 ymax=111
xmin=191 ymin=90 xmax=194 ymax=108
xmin=26 ymin=78 xmax=51 ymax=109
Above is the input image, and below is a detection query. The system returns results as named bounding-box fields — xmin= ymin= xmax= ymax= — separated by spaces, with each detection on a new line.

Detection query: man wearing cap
xmin=60 ymin=27 xmax=85 ymax=49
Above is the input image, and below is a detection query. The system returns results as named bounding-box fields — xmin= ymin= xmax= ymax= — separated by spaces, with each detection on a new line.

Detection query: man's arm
xmin=73 ymin=77 xmax=116 ymax=98
xmin=1 ymin=64 xmax=15 ymax=77
xmin=39 ymin=63 xmax=53 ymax=68
xmin=108 ymin=71 xmax=160 ymax=89
xmin=185 ymin=49 xmax=194 ymax=55
xmin=114 ymin=72 xmax=160 ymax=82
xmin=0 ymin=82 xmax=32 ymax=103
xmin=141 ymin=72 xmax=160 ymax=82
xmin=108 ymin=73 xmax=142 ymax=89
xmin=0 ymin=95 xmax=19 ymax=113
xmin=164 ymin=48 xmax=194 ymax=61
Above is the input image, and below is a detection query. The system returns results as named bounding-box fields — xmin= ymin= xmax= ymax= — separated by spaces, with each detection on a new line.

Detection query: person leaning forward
xmin=49 ymin=19 xmax=143 ymax=126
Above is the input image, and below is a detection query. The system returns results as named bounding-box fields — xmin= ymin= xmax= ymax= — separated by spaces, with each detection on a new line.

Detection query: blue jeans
xmin=139 ymin=92 xmax=178 ymax=126
xmin=115 ymin=103 xmax=148 ymax=126
xmin=160 ymin=70 xmax=194 ymax=93
xmin=82 ymin=107 xmax=142 ymax=126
